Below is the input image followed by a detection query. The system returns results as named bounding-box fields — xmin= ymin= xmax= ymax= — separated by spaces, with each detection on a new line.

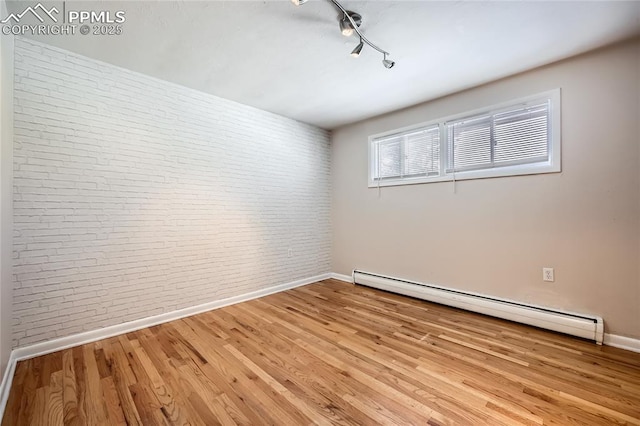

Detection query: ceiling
xmin=7 ymin=0 xmax=640 ymax=129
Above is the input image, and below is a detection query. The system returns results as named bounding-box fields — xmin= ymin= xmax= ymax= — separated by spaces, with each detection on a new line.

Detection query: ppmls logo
xmin=2 ymin=2 xmax=126 ymax=36
xmin=1 ymin=3 xmax=59 ymax=24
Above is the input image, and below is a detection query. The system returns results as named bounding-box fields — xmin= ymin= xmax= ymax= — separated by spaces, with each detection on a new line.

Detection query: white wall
xmin=0 ymin=2 xmax=13 ymax=379
xmin=12 ymin=38 xmax=331 ymax=348
xmin=332 ymin=39 xmax=640 ymax=338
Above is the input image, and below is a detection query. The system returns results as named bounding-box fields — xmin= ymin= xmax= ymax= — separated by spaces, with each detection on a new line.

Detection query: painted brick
xmin=12 ymin=38 xmax=331 ymax=348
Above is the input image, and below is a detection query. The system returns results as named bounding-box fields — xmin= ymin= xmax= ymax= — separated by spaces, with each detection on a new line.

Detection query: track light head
xmin=351 ymin=39 xmax=364 ymax=58
xmin=340 ymin=19 xmax=353 ymax=36
xmin=291 ymin=0 xmax=309 ymax=5
xmin=339 ymin=11 xmax=361 ymax=37
xmin=382 ymin=54 xmax=395 ymax=69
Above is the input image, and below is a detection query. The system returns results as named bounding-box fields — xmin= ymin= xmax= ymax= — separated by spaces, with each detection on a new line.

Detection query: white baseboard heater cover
xmin=352 ymin=270 xmax=604 ymax=344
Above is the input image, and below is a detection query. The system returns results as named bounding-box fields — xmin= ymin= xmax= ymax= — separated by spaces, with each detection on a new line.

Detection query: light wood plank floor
xmin=3 ymin=279 xmax=640 ymax=425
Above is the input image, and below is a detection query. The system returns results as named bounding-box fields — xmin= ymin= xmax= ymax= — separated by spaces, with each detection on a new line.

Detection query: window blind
xmin=447 ymin=101 xmax=550 ymax=172
xmin=446 ymin=115 xmax=492 ymax=172
xmin=404 ymin=128 xmax=440 ymax=177
xmin=368 ymin=89 xmax=559 ymax=187
xmin=373 ymin=125 xmax=440 ymax=181
xmin=375 ymin=135 xmax=402 ymax=179
xmin=493 ymin=102 xmax=549 ymax=166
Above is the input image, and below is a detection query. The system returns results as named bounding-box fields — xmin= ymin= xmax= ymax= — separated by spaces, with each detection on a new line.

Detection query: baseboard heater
xmin=352 ymin=270 xmax=604 ymax=344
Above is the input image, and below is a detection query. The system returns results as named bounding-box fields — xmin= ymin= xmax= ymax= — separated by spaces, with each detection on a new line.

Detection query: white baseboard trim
xmin=604 ymin=333 xmax=640 ymax=353
xmin=11 ymin=272 xmax=331 ymax=363
xmin=5 ymin=272 xmax=636 ymax=419
xmin=329 ymin=272 xmax=353 ymax=283
xmin=0 ymin=351 xmax=18 ymax=421
xmin=0 ymin=272 xmax=333 ymax=420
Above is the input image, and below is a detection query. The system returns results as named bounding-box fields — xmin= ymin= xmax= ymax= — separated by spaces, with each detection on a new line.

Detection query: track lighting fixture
xmin=339 ymin=17 xmax=353 ymax=36
xmin=339 ymin=11 xmax=361 ymax=37
xmin=382 ymin=54 xmax=395 ymax=69
xmin=291 ymin=0 xmax=395 ymax=69
xmin=351 ymin=38 xmax=364 ymax=58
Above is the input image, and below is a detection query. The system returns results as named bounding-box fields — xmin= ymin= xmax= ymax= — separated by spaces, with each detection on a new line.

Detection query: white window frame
xmin=368 ymin=89 xmax=561 ymax=188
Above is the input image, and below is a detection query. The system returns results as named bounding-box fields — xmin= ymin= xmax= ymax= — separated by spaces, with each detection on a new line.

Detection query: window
xmin=372 ymin=125 xmax=440 ymax=181
xmin=369 ymin=89 xmax=560 ymax=187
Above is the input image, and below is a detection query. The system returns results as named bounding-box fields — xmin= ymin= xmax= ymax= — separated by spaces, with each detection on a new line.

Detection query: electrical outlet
xmin=543 ymin=267 xmax=554 ymax=282
xmin=288 ymin=248 xmax=293 ymax=258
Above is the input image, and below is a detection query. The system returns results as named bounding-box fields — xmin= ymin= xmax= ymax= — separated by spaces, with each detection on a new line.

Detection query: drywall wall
xmin=0 ymin=3 xmax=13 ymax=379
xmin=12 ymin=37 xmax=331 ymax=347
xmin=332 ymin=38 xmax=640 ymax=338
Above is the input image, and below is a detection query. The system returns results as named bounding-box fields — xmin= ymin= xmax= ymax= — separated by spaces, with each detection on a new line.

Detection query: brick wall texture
xmin=12 ymin=38 xmax=331 ymax=347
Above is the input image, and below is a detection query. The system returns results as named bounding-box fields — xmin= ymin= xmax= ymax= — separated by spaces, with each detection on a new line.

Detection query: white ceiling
xmin=7 ymin=0 xmax=640 ymax=129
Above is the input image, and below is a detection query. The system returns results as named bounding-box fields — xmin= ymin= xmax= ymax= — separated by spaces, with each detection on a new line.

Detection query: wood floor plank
xmin=101 ymin=339 xmax=142 ymax=426
xmin=82 ymin=344 xmax=108 ymax=425
xmin=29 ymin=386 xmax=46 ymax=426
xmin=100 ymin=376 xmax=127 ymax=426
xmin=131 ymin=335 xmax=191 ymax=425
xmin=16 ymin=358 xmax=41 ymax=426
xmin=61 ymin=349 xmax=83 ymax=426
xmin=128 ymin=382 xmax=167 ymax=426
xmin=45 ymin=371 xmax=64 ymax=426
xmin=3 ymin=279 xmax=640 ymax=425
xmin=1 ymin=359 xmax=27 ymax=426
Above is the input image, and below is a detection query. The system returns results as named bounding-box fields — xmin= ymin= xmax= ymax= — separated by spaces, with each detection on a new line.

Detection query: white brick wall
xmin=12 ymin=38 xmax=331 ymax=347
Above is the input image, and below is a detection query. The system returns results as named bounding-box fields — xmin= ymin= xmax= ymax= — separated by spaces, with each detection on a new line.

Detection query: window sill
xmin=368 ymin=162 xmax=561 ymax=188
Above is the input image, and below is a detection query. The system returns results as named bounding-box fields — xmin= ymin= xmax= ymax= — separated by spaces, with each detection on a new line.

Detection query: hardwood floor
xmin=3 ymin=279 xmax=640 ymax=425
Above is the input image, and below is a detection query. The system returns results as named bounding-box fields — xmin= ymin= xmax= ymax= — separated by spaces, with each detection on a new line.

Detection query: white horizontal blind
xmin=368 ymin=89 xmax=560 ymax=187
xmin=494 ymin=102 xmax=549 ymax=166
xmin=404 ymin=127 xmax=440 ymax=177
xmin=446 ymin=115 xmax=491 ymax=172
xmin=447 ymin=100 xmax=551 ymax=172
xmin=376 ymin=135 xmax=402 ymax=179
xmin=373 ymin=125 xmax=440 ymax=181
